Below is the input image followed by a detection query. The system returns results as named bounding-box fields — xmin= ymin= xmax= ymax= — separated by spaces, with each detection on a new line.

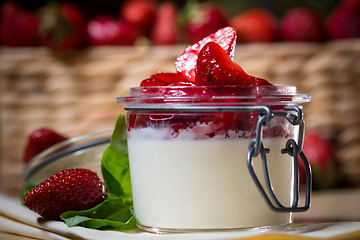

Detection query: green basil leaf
xmin=101 ymin=114 xmax=132 ymax=201
xmin=60 ymin=197 xmax=135 ymax=230
xmin=59 ymin=114 xmax=135 ymax=231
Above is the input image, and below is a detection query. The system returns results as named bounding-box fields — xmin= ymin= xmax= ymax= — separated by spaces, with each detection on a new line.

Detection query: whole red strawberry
xmin=0 ymin=1 xmax=41 ymax=46
xmin=300 ymin=131 xmax=340 ymax=189
xmin=23 ymin=168 xmax=105 ymax=220
xmin=120 ymin=0 xmax=157 ymax=34
xmin=184 ymin=2 xmax=228 ymax=44
xmin=176 ymin=26 xmax=237 ymax=83
xmin=230 ymin=9 xmax=278 ymax=43
xmin=327 ymin=0 xmax=360 ymax=39
xmin=39 ymin=2 xmax=86 ymax=50
xmin=87 ymin=16 xmax=139 ymax=46
xmin=151 ymin=1 xmax=179 ymax=45
xmin=280 ymin=7 xmax=324 ymax=42
xmin=23 ymin=128 xmax=68 ymax=163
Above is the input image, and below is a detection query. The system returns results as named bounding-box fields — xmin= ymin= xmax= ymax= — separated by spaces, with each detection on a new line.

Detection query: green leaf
xmin=101 ymin=114 xmax=132 ymax=201
xmin=61 ymin=114 xmax=135 ymax=230
xmin=60 ymin=197 xmax=135 ymax=230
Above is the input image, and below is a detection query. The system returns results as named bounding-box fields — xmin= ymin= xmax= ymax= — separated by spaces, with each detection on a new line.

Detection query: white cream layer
xmin=127 ymin=127 xmax=294 ymax=230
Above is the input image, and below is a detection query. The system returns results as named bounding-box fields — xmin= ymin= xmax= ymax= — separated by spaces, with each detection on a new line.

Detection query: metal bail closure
xmin=247 ymin=106 xmax=312 ymax=212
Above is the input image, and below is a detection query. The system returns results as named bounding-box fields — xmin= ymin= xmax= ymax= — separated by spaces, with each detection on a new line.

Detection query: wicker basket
xmin=1 ymin=40 xmax=360 ymax=197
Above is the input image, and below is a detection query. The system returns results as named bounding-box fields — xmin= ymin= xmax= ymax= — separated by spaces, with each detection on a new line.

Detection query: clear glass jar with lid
xmin=117 ymin=85 xmax=312 ymax=233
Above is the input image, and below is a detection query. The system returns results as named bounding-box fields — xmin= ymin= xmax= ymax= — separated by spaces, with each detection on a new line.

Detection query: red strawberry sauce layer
xmin=125 ymin=85 xmax=295 ymax=139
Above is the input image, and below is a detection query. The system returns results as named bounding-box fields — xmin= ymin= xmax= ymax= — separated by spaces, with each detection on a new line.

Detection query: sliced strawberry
xmin=140 ymin=73 xmax=184 ymax=87
xmin=23 ymin=168 xmax=105 ymax=220
xmin=150 ymin=72 xmax=181 ymax=84
xmin=248 ymin=75 xmax=272 ymax=86
xmin=195 ymin=41 xmax=248 ymax=85
xmin=175 ymin=26 xmax=237 ymax=83
xmin=140 ymin=78 xmax=170 ymax=87
xmin=195 ymin=42 xmax=273 ymax=86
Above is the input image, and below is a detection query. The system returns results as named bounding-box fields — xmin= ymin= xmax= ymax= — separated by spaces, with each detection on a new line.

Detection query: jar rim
xmin=117 ymin=85 xmax=311 ymax=107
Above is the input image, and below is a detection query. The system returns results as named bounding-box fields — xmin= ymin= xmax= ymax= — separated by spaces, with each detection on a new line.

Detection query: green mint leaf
xmin=101 ymin=114 xmax=132 ymax=201
xmin=60 ymin=197 xmax=135 ymax=230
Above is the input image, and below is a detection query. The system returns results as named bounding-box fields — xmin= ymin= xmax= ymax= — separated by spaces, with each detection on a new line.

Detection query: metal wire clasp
xmin=247 ymin=106 xmax=312 ymax=212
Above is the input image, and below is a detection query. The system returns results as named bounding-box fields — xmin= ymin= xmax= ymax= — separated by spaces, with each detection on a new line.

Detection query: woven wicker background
xmin=1 ymin=40 xmax=360 ymax=197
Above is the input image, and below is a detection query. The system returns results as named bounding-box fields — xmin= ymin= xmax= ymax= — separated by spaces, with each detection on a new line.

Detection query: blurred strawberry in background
xmin=151 ymin=1 xmax=179 ymax=45
xmin=0 ymin=1 xmax=41 ymax=46
xmin=280 ymin=7 xmax=324 ymax=42
xmin=181 ymin=1 xmax=228 ymax=44
xmin=300 ymin=130 xmax=341 ymax=190
xmin=120 ymin=0 xmax=157 ymax=34
xmin=230 ymin=9 xmax=277 ymax=43
xmin=39 ymin=2 xmax=86 ymax=50
xmin=23 ymin=128 xmax=69 ymax=163
xmin=327 ymin=0 xmax=360 ymax=39
xmin=87 ymin=16 xmax=139 ymax=45
xmin=2 ymin=0 xmax=360 ymax=48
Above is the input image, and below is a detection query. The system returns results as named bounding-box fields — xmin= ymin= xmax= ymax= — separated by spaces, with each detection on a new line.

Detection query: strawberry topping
xmin=132 ymin=26 xmax=278 ymax=138
xmin=140 ymin=78 xmax=169 ymax=87
xmin=175 ymin=26 xmax=237 ymax=83
xmin=195 ymin=41 xmax=249 ymax=85
xmin=150 ymin=72 xmax=181 ymax=84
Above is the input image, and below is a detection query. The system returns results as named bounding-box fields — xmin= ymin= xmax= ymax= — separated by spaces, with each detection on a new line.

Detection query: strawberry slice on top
xmin=175 ymin=26 xmax=237 ymax=83
xmin=140 ymin=72 xmax=195 ymax=87
xmin=140 ymin=78 xmax=169 ymax=87
xmin=195 ymin=41 xmax=272 ymax=86
xmin=150 ymin=72 xmax=180 ymax=84
xmin=195 ymin=41 xmax=248 ymax=85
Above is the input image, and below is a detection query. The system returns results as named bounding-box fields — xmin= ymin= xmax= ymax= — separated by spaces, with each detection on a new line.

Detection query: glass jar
xmin=117 ymin=85 xmax=311 ymax=233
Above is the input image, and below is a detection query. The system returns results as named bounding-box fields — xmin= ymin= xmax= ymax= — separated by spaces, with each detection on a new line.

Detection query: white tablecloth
xmin=1 ymin=193 xmax=360 ymax=240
